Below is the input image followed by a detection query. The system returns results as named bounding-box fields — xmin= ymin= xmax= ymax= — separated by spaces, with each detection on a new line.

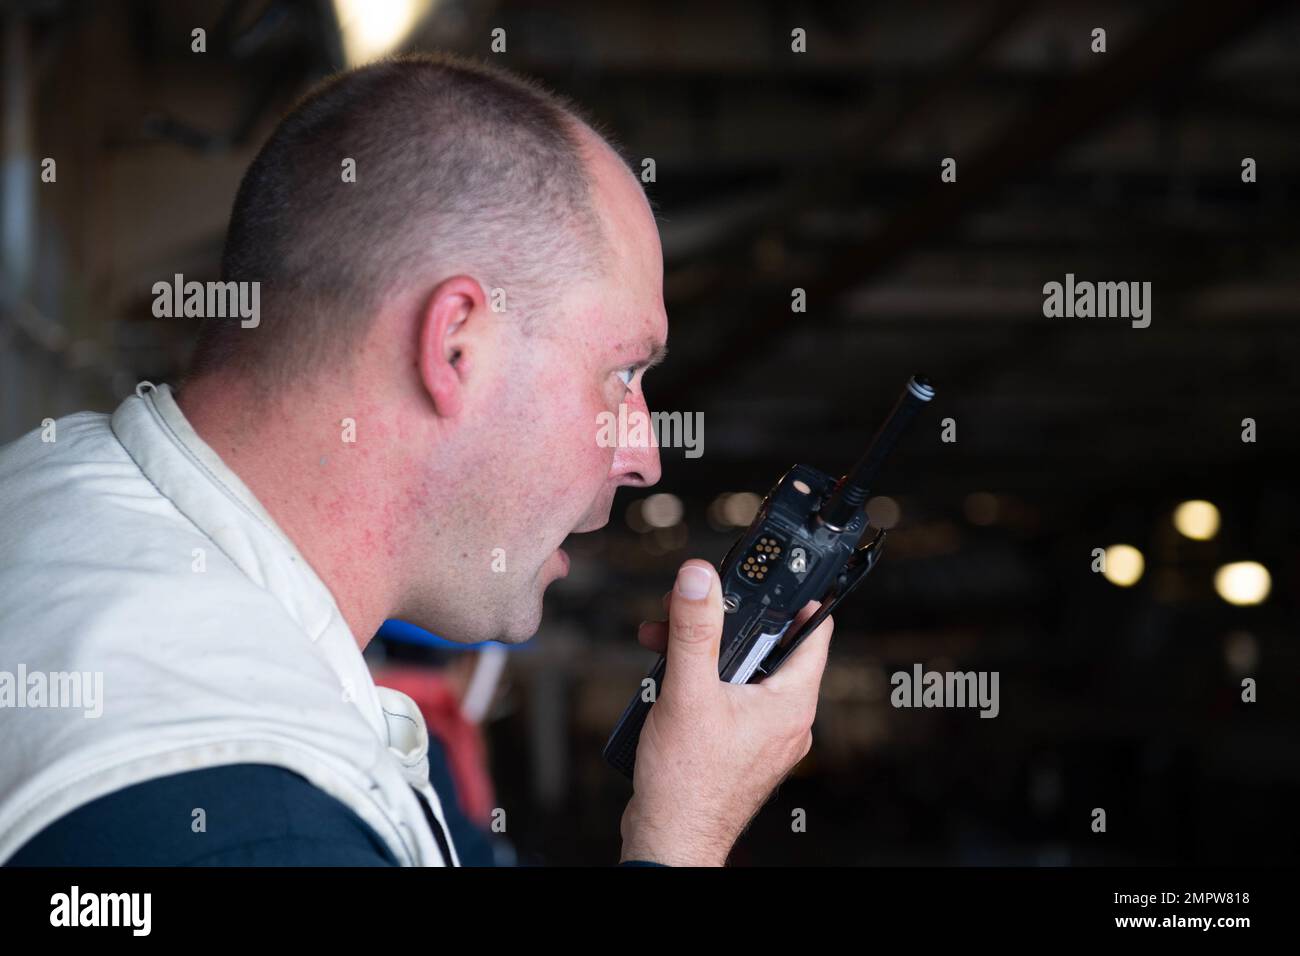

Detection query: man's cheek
xmin=561 ymin=437 xmax=611 ymax=495
xmin=587 ymin=425 xmax=618 ymax=479
xmin=533 ymin=432 xmax=611 ymax=519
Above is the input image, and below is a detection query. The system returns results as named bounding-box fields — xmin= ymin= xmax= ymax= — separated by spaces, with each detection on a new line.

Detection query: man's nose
xmin=609 ymin=394 xmax=662 ymax=488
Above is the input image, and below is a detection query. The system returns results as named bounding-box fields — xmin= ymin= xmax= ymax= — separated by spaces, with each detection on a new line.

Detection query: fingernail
xmin=675 ymin=565 xmax=711 ymax=600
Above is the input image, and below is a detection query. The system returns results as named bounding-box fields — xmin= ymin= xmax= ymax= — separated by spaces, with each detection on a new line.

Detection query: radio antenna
xmin=817 ymin=374 xmax=935 ymax=531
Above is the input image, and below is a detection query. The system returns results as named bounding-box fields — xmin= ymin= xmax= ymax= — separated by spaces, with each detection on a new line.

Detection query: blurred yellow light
xmin=1223 ymin=630 xmax=1258 ymax=675
xmin=625 ymin=498 xmax=649 ymax=533
xmin=963 ymin=492 xmax=999 ymax=526
xmin=1103 ymin=544 xmax=1144 ymax=587
xmin=333 ymin=0 xmax=434 ymax=66
xmin=866 ymin=495 xmax=901 ymax=529
xmin=642 ymin=493 xmax=684 ymax=529
xmin=1214 ymin=561 xmax=1271 ymax=606
xmin=722 ymin=492 xmax=761 ymax=528
xmin=1173 ymin=500 xmax=1220 ymax=541
xmin=706 ymin=494 xmax=730 ymax=531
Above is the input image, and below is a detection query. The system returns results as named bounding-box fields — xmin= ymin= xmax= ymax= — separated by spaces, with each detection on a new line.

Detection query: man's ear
xmin=417 ymin=276 xmax=484 ymax=419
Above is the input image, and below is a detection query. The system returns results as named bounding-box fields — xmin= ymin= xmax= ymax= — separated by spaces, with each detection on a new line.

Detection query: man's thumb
xmin=663 ymin=560 xmax=723 ymax=698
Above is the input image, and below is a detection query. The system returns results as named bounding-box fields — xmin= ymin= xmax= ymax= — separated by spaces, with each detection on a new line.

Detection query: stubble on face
xmin=407 ymin=126 xmax=666 ymax=646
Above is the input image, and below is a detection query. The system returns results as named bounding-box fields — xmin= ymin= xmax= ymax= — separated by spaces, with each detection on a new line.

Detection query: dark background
xmin=1 ymin=0 xmax=1296 ymax=865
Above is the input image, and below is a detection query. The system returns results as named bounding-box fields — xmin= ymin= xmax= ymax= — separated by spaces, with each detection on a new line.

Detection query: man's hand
xmin=618 ymin=559 xmax=834 ymax=866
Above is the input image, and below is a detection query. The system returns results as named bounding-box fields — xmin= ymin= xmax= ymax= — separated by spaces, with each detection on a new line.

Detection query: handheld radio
xmin=603 ymin=374 xmax=935 ymax=778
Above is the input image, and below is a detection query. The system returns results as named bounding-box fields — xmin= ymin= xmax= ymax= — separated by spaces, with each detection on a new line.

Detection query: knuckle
xmin=781 ymin=693 xmax=818 ymax=731
xmin=671 ymin=617 xmax=716 ymax=645
xmin=780 ymin=728 xmax=813 ymax=765
xmin=783 ymin=709 xmax=812 ymax=741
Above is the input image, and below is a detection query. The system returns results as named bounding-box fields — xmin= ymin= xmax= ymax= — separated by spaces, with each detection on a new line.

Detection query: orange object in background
xmin=373 ymin=665 xmax=497 ymax=827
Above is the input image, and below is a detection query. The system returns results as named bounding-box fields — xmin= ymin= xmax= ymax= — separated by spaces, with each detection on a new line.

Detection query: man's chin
xmin=493 ymin=628 xmax=536 ymax=646
xmin=495 ymin=601 xmax=544 ymax=644
xmin=405 ymin=550 xmax=568 ymax=645
xmin=499 ymin=556 xmax=569 ymax=642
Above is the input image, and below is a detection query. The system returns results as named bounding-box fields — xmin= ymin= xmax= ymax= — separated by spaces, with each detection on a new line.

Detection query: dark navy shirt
xmin=7 ymin=743 xmax=663 ymax=866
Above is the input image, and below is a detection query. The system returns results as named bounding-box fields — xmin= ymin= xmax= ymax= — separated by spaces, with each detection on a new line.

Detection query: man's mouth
xmin=554 ymin=506 xmax=613 ymax=576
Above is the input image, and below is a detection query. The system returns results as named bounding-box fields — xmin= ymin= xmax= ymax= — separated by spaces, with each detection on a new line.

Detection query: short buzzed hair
xmin=188 ymin=52 xmax=617 ymax=382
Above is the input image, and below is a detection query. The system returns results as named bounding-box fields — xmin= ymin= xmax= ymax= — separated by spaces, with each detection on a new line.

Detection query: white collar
xmin=109 ymin=381 xmax=387 ymax=740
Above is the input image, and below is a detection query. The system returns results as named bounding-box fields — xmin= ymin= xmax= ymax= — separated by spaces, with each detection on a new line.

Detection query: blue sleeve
xmin=7 ymin=759 xmax=666 ymax=866
xmin=5 ymin=763 xmax=401 ymax=866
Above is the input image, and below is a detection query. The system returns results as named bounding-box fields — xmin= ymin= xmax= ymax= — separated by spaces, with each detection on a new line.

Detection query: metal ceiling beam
xmin=652 ymin=0 xmax=1290 ymax=411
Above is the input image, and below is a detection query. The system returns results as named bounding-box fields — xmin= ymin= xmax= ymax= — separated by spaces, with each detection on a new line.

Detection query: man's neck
xmin=175 ymin=374 xmax=401 ymax=649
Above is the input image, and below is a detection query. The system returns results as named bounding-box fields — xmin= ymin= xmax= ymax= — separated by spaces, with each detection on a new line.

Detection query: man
xmin=0 ymin=53 xmax=833 ymax=866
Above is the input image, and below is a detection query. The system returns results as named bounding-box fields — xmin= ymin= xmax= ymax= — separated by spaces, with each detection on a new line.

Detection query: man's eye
xmin=616 ymin=366 xmax=638 ymax=388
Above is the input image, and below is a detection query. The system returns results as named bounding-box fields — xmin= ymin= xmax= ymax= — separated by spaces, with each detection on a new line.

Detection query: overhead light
xmin=1173 ymin=500 xmax=1220 ymax=541
xmin=706 ymin=494 xmax=731 ymax=531
xmin=625 ymin=498 xmax=649 ymax=533
xmin=333 ymin=0 xmax=436 ymax=66
xmin=1103 ymin=544 xmax=1144 ymax=587
xmin=642 ymin=493 xmax=684 ymax=529
xmin=1223 ymin=631 xmax=1258 ymax=676
xmin=722 ymin=492 xmax=761 ymax=528
xmin=866 ymin=495 xmax=901 ymax=529
xmin=1214 ymin=561 xmax=1271 ymax=606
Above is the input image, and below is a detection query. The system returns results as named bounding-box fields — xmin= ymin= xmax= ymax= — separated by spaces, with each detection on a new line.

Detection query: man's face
xmin=415 ymin=141 xmax=667 ymax=644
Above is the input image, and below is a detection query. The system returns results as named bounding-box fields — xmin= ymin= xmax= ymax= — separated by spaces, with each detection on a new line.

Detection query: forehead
xmin=551 ymin=127 xmax=668 ymax=357
xmin=582 ymin=208 xmax=668 ymax=351
xmin=561 ymin=286 xmax=667 ymax=364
